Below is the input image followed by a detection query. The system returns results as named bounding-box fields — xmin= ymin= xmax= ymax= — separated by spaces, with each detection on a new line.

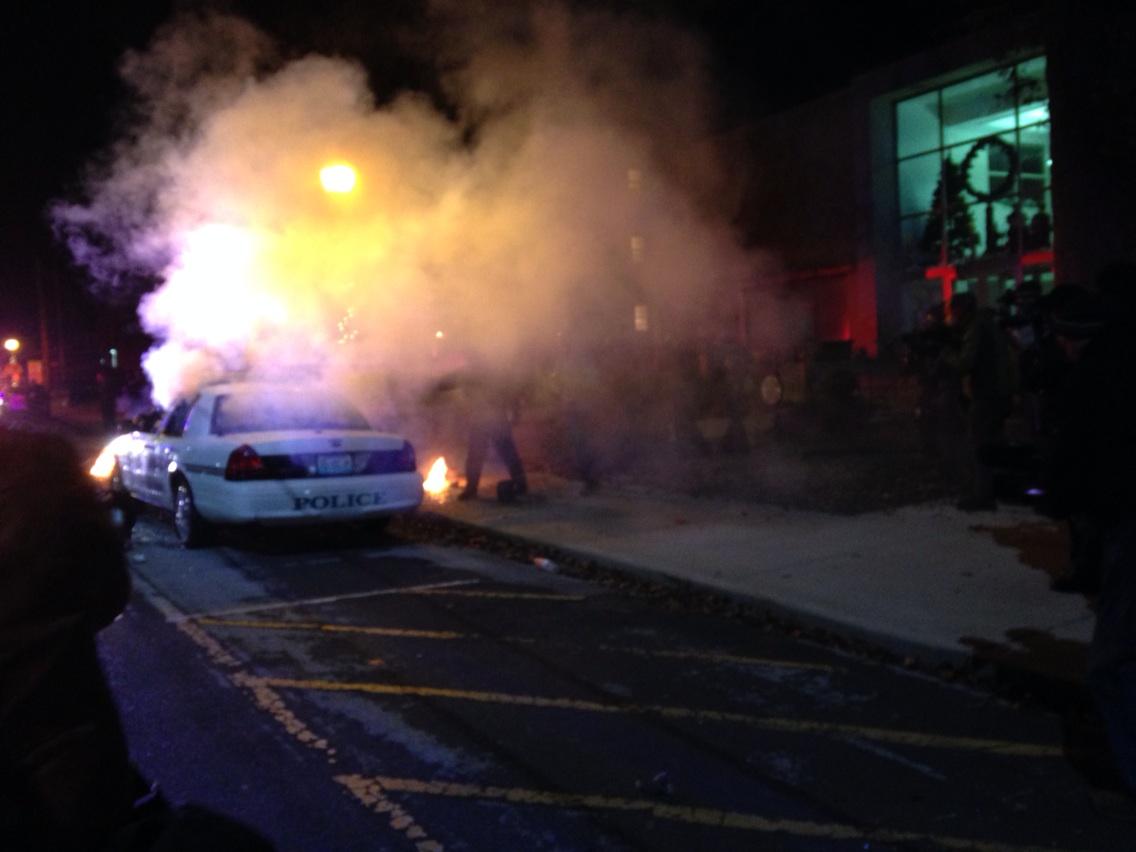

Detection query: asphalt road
xmin=97 ymin=514 xmax=1127 ymax=851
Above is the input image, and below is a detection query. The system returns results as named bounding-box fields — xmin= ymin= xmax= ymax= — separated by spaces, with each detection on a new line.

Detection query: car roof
xmin=198 ymin=381 xmax=333 ymax=398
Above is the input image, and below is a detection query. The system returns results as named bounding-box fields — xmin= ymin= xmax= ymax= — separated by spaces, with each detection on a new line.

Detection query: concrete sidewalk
xmin=426 ymin=473 xmax=1095 ymax=687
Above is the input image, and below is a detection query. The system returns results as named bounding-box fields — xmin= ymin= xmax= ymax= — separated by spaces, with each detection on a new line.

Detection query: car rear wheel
xmin=173 ymin=478 xmax=211 ymax=548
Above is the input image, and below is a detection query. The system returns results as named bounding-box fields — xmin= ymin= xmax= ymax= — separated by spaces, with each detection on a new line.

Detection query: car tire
xmin=172 ymin=477 xmax=211 ymax=548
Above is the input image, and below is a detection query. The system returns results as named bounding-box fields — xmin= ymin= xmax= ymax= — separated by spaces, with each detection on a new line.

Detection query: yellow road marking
xmin=258 ymin=677 xmax=1062 ymax=757
xmin=198 ymin=618 xmax=834 ymax=672
xmin=336 ymin=773 xmax=1075 ymax=852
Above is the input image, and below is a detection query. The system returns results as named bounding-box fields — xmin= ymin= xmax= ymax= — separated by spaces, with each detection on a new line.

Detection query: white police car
xmin=90 ymin=382 xmax=423 ymax=547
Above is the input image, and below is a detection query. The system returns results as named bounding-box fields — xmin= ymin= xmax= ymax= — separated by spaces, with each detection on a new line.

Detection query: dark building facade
xmin=734 ymin=4 xmax=1136 ymax=357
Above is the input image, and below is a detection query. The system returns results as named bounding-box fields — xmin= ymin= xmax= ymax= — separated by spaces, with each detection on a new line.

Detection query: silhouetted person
xmin=948 ymin=291 xmax=1016 ymax=511
xmin=668 ymin=345 xmax=706 ymax=453
xmin=0 ymin=425 xmax=135 ymax=850
xmin=1046 ymin=266 xmax=1136 ymax=816
xmin=1003 ymin=279 xmax=1048 ymax=444
xmin=97 ymin=360 xmax=124 ymax=432
xmin=452 ymin=367 xmax=528 ymax=502
xmin=1026 ymin=209 xmax=1052 ymax=249
xmin=1005 ymin=206 xmax=1026 ymax=253
xmin=1038 ymin=285 xmax=1104 ymax=595
xmin=558 ymin=349 xmax=604 ymax=494
xmin=904 ymin=303 xmax=962 ymax=462
xmin=2 ymin=424 xmax=279 ymax=850
xmin=717 ymin=341 xmax=754 ymax=454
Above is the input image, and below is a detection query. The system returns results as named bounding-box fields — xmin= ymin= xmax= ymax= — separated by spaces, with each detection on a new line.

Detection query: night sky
xmin=1 ymin=0 xmax=1021 ymax=358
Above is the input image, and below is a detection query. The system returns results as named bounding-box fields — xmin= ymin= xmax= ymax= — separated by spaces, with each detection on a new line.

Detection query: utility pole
xmin=53 ymin=264 xmax=67 ymax=390
xmin=35 ymin=259 xmax=51 ymax=388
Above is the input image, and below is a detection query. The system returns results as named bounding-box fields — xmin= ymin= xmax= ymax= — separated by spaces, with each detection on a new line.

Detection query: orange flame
xmin=423 ymin=456 xmax=450 ymax=496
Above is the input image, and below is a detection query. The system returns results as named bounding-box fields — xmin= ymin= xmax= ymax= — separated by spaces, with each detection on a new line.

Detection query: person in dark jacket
xmin=1046 ymin=272 xmax=1136 ymax=815
xmin=0 ymin=425 xmax=137 ymax=850
xmin=425 ymin=354 xmax=529 ymax=503
xmin=904 ymin=303 xmax=962 ymax=462
xmin=457 ymin=370 xmax=528 ymax=502
xmin=1040 ymin=285 xmax=1105 ymax=594
xmin=948 ymin=291 xmax=1016 ymax=511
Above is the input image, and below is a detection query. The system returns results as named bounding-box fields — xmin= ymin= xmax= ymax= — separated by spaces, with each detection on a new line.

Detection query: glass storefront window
xmin=900 ymin=213 xmax=932 ymax=261
xmin=942 ymin=70 xmax=1013 ymax=147
xmin=896 ymin=91 xmax=940 ymax=158
xmin=895 ymin=55 xmax=1051 ymax=276
xmin=898 ymin=152 xmax=941 ymax=216
xmin=1018 ymin=122 xmax=1051 ymax=214
xmin=944 ymin=205 xmax=980 ymax=264
xmin=967 ymin=199 xmax=1019 ymax=256
xmin=1016 ymin=57 xmax=1048 ymax=126
xmin=946 ymin=133 xmax=1019 ymax=202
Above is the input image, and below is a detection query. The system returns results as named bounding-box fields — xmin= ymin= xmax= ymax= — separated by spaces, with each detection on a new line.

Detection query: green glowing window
xmin=895 ymin=57 xmax=1051 ymax=268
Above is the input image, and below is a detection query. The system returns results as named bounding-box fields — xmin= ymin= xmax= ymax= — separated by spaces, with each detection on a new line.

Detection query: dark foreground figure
xmin=1045 ymin=269 xmax=1136 ymax=818
xmin=0 ymin=425 xmax=273 ymax=851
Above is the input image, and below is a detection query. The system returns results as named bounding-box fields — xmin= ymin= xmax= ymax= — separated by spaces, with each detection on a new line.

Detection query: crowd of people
xmin=1042 ymin=264 xmax=1136 ymax=816
xmin=904 ymin=273 xmax=1110 ymax=519
xmin=904 ymin=263 xmax=1136 ymax=815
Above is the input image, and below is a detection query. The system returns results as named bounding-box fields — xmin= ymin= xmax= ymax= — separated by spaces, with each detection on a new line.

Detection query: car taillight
xmin=225 ymin=444 xmax=267 ymax=481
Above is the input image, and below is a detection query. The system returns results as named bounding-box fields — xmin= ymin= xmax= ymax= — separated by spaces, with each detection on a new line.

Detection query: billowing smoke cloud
xmin=54 ymin=3 xmax=772 ymax=412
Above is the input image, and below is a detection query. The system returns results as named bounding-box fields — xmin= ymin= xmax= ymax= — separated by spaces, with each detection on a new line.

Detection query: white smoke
xmin=53 ymin=3 xmax=774 ymax=410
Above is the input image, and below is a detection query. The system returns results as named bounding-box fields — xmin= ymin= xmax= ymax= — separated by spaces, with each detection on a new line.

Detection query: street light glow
xmin=320 ymin=163 xmax=357 ymax=194
xmin=3 ymin=338 xmax=20 ymax=353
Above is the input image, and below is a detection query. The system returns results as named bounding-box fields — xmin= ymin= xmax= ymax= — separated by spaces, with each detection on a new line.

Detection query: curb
xmin=416 ymin=510 xmax=1091 ymax=706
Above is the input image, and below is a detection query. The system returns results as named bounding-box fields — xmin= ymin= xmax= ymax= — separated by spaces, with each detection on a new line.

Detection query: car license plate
xmin=316 ymin=453 xmax=353 ymax=476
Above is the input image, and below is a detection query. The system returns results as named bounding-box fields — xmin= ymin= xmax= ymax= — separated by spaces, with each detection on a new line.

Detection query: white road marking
xmin=841 ymin=737 xmax=949 ymax=782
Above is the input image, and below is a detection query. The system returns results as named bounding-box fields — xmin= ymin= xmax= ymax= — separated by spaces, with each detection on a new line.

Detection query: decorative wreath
xmin=960 ymin=135 xmax=1019 ymax=201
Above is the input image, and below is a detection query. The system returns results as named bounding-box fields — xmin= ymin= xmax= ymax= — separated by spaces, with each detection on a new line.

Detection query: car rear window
xmin=211 ymin=392 xmax=371 ymax=435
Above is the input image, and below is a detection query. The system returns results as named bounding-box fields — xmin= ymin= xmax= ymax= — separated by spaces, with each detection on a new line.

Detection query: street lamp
xmin=2 ymin=338 xmax=21 ymax=395
xmin=320 ymin=162 xmax=357 ymax=194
